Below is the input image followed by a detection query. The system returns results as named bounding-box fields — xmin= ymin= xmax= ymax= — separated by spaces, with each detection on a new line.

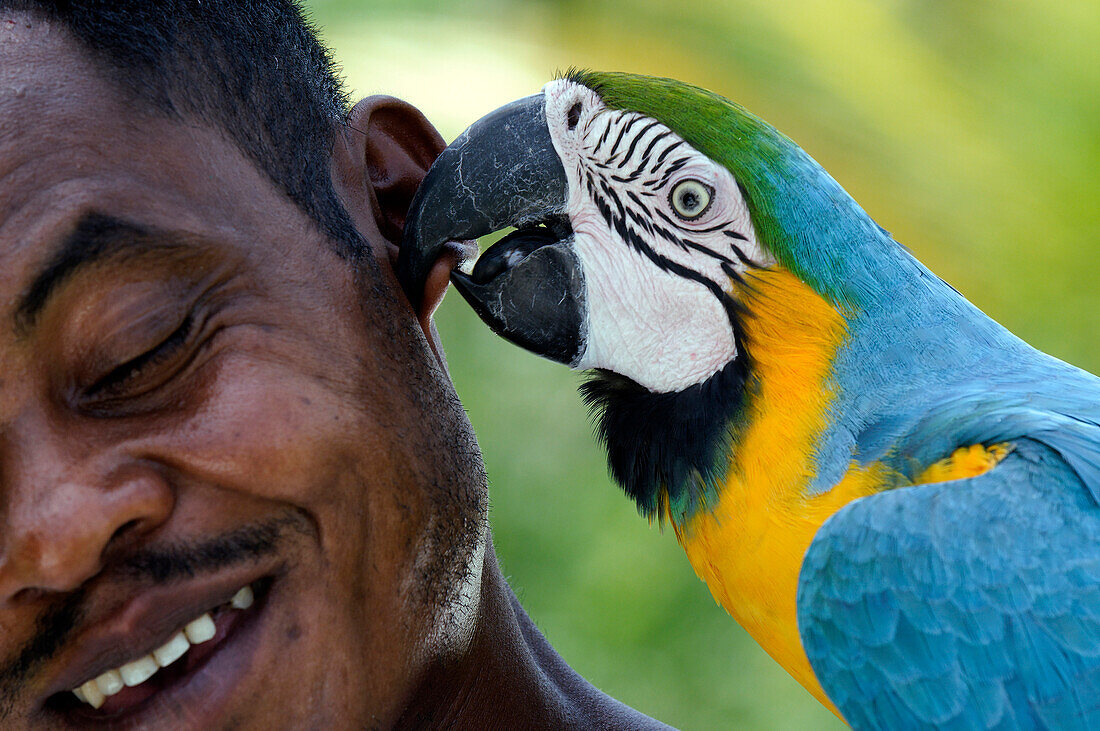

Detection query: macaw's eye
xmin=669 ymin=179 xmax=713 ymax=220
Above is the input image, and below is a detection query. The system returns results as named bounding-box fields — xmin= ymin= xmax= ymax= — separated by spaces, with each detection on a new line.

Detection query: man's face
xmin=0 ymin=19 xmax=485 ymax=729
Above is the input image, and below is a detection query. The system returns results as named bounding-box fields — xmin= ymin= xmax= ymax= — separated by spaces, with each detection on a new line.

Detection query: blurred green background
xmin=305 ymin=1 xmax=1098 ymax=727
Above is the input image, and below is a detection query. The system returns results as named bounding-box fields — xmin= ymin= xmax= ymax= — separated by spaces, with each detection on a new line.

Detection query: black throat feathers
xmin=578 ymin=354 xmax=750 ymax=524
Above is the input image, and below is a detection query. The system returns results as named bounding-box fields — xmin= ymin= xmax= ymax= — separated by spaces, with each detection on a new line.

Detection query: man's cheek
xmin=144 ymin=358 xmax=373 ymax=507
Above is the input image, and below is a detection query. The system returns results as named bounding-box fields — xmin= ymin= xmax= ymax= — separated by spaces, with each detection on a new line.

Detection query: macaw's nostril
xmin=471 ymin=227 xmax=560 ymax=285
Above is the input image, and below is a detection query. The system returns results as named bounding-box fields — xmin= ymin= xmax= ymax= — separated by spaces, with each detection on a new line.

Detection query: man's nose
xmin=0 ymin=431 xmax=174 ymax=604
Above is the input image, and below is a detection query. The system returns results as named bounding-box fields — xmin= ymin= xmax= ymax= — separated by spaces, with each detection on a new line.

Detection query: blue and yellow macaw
xmin=398 ymin=71 xmax=1100 ymax=728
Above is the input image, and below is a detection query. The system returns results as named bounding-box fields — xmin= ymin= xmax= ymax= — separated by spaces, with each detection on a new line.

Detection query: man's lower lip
xmin=50 ymin=576 xmax=275 ymax=728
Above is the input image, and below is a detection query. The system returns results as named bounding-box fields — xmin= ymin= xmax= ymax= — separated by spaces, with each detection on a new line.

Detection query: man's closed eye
xmin=79 ymin=309 xmax=213 ymax=413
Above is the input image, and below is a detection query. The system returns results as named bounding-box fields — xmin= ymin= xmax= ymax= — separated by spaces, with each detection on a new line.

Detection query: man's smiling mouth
xmin=42 ymin=575 xmax=275 ymax=724
xmin=70 ymin=583 xmax=257 ymax=710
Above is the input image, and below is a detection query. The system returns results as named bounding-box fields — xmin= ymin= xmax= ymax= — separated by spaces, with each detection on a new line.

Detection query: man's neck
xmin=397 ymin=544 xmax=671 ymax=729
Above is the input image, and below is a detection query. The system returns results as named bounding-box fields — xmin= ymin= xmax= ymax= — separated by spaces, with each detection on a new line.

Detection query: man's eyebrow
xmin=14 ymin=212 xmax=195 ymax=335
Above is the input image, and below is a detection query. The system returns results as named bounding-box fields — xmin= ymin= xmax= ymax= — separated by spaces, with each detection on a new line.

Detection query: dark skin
xmin=0 ymin=18 xmax=668 ymax=730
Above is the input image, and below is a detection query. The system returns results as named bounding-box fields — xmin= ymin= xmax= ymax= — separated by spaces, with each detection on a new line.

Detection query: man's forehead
xmin=0 ymin=12 xmax=76 ymax=67
xmin=0 ymin=15 xmax=310 ymax=298
xmin=0 ymin=13 xmax=113 ymax=131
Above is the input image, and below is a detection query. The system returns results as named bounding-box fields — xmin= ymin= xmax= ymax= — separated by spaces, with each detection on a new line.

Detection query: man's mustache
xmin=117 ymin=512 xmax=311 ymax=582
xmin=0 ymin=511 xmax=313 ymax=710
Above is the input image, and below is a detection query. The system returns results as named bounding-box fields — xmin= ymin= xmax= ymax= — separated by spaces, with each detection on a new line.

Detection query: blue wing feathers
xmin=800 ymin=440 xmax=1100 ymax=728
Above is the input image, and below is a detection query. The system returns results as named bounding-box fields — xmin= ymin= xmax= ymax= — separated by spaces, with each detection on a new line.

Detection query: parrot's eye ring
xmin=669 ymin=179 xmax=713 ymax=221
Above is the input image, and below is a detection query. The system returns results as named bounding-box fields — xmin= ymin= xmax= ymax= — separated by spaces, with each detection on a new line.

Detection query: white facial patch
xmin=542 ymin=79 xmax=773 ymax=393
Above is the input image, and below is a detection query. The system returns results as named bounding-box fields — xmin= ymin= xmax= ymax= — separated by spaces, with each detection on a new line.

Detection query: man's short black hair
xmin=2 ymin=0 xmax=366 ymax=260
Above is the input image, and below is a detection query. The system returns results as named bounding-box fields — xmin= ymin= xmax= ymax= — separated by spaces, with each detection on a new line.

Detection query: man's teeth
xmin=231 ymin=585 xmax=254 ymax=610
xmin=118 ymin=655 xmax=158 ymax=687
xmin=184 ymin=613 xmax=216 ymax=644
xmin=71 ymin=584 xmax=257 ymax=709
xmin=152 ymin=631 xmax=190 ymax=667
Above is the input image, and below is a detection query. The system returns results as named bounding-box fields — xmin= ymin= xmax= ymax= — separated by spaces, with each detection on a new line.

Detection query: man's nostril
xmin=108 ymin=519 xmax=142 ymax=548
xmin=10 ymin=586 xmax=48 ymax=606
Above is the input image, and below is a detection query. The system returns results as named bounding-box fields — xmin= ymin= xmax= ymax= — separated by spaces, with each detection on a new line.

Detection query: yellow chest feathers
xmin=675 ymin=269 xmax=1009 ymax=716
xmin=674 ymin=269 xmax=877 ymax=714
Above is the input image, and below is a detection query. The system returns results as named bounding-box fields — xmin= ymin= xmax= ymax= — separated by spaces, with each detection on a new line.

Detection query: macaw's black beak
xmin=396 ymin=93 xmax=587 ymax=367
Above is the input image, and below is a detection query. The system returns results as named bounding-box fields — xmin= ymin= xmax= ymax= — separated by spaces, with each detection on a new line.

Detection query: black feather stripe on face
xmin=585 ymin=162 xmax=752 ymax=300
xmin=580 ymin=112 xmax=754 ymax=300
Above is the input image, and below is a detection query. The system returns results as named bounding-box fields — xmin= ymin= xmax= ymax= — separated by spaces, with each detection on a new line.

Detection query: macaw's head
xmin=399 ymin=71 xmax=893 ymax=521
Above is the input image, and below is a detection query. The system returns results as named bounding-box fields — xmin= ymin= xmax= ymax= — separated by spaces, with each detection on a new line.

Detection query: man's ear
xmin=337 ymin=96 xmax=457 ymax=337
xmin=347 ymin=96 xmax=443 ymax=247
